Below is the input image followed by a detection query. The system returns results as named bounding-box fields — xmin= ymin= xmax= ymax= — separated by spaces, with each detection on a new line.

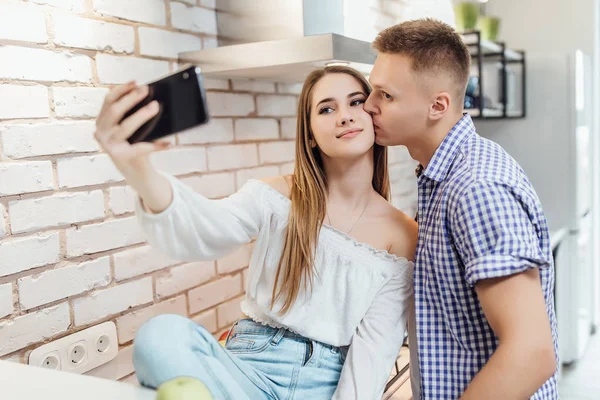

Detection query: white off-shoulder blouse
xmin=135 ymin=173 xmax=414 ymax=399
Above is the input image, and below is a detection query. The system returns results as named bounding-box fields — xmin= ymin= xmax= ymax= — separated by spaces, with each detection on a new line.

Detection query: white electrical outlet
xmin=68 ymin=341 xmax=87 ymax=365
xmin=29 ymin=321 xmax=118 ymax=375
xmin=41 ymin=351 xmax=61 ymax=370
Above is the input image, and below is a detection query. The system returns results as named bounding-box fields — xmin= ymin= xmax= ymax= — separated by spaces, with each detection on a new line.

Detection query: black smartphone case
xmin=125 ymin=66 xmax=210 ymax=144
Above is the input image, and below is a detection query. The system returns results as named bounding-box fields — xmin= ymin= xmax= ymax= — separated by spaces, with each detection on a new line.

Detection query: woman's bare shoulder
xmin=380 ymin=203 xmax=418 ymax=261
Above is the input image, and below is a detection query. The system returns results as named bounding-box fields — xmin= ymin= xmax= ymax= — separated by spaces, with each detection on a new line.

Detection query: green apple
xmin=156 ymin=377 xmax=214 ymax=400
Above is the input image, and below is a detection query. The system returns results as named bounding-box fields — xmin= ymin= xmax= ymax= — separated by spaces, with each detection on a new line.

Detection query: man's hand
xmin=460 ymin=268 xmax=556 ymax=399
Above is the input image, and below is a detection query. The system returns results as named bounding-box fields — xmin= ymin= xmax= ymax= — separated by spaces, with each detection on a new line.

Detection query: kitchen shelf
xmin=461 ymin=34 xmax=523 ymax=61
xmin=467 ymin=108 xmax=524 ymax=118
xmin=460 ymin=31 xmax=526 ymax=120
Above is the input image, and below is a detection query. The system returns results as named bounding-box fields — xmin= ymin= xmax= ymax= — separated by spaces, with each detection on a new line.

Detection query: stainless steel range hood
xmin=178 ymin=0 xmax=376 ymax=83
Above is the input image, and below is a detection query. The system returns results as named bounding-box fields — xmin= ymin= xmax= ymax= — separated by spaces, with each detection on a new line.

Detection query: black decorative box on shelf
xmin=461 ymin=31 xmax=526 ymax=120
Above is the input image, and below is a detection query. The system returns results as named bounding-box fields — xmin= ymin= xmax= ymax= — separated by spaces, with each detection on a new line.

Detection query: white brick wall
xmin=188 ymin=274 xmax=242 ymax=314
xmin=0 ymin=162 xmax=54 ymax=196
xmin=387 ymin=146 xmax=406 ymax=163
xmin=18 ymin=257 xmax=111 ymax=310
xmin=170 ymin=3 xmax=217 ymax=35
xmin=0 ymin=85 xmax=49 ymax=119
xmin=95 ymin=54 xmax=170 ymax=84
xmin=206 ymin=144 xmax=258 ymax=171
xmin=382 ymin=0 xmax=404 ymax=16
xmin=139 ymin=27 xmax=202 ymax=59
xmin=53 ymin=12 xmax=135 ymax=53
xmin=0 ymin=3 xmax=47 ymax=44
xmin=217 ymin=243 xmax=253 ymax=274
xmin=0 ymin=121 xmax=98 ymax=159
xmin=57 ymin=154 xmax=124 ymax=188
xmin=86 ymin=345 xmax=134 ymax=380
xmin=73 ymin=277 xmax=153 ymax=326
xmin=178 ymin=118 xmax=234 ymax=145
xmin=242 ymin=269 xmax=249 ymax=291
xmin=390 ymin=163 xmax=419 ymax=195
xmin=113 ymin=245 xmax=179 ymax=281
xmin=0 ymin=233 xmax=60 ymax=278
xmin=1 ymin=354 xmax=23 ymax=363
xmin=199 ymin=0 xmax=216 ymax=8
xmin=232 ymin=79 xmax=276 ymax=93
xmin=53 ymin=87 xmax=110 ymax=118
xmin=206 ymin=92 xmax=255 ymax=117
xmin=259 ymin=141 xmax=295 ymax=164
xmin=149 ymin=148 xmax=207 ymax=176
xmin=201 ymin=34 xmax=216 ymax=46
xmin=92 ymin=0 xmax=166 ymax=25
xmin=280 ymin=117 xmax=297 ymax=139
xmin=65 ymin=217 xmax=145 ymax=257
xmin=192 ymin=308 xmax=217 ymax=333
xmin=9 ymin=190 xmax=105 ymax=234
xmin=280 ymin=162 xmax=295 ymax=176
xmin=115 ymin=295 xmax=187 ymax=344
xmin=217 ymin=296 xmax=244 ymax=328
xmin=155 ymin=261 xmax=216 ymax=299
xmin=32 ymin=0 xmax=87 ymax=12
xmin=108 ymin=186 xmax=136 ymax=215
xmin=0 ymin=283 xmax=14 ymax=319
xmin=0 ymin=303 xmax=70 ymax=357
xmin=0 ymin=46 xmax=92 ymax=83
xmin=234 ymin=119 xmax=279 ymax=141
xmin=236 ymin=166 xmax=280 ymax=187
xmin=204 ymin=78 xmax=229 ymax=90
xmin=0 ymin=204 xmax=6 ymax=238
xmin=276 ymin=83 xmax=303 ymax=95
xmin=256 ymin=95 xmax=297 ymax=117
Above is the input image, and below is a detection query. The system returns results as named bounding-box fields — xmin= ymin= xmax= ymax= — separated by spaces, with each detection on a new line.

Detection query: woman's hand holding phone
xmin=94 ymin=81 xmax=173 ymax=213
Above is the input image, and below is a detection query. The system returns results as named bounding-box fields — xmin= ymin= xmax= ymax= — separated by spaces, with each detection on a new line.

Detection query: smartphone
xmin=124 ymin=65 xmax=210 ymax=144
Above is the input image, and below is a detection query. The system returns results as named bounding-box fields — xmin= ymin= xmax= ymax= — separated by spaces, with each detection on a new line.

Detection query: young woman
xmin=94 ymin=66 xmax=417 ymax=400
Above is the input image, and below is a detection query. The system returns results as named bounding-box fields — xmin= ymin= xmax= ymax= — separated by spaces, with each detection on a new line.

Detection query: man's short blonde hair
xmin=373 ymin=18 xmax=471 ymax=103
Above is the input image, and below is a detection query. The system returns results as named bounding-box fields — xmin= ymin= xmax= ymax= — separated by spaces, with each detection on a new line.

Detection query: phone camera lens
xmin=183 ymin=72 xmax=189 ymax=79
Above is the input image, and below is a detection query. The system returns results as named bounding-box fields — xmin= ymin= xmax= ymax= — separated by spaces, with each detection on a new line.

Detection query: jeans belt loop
xmin=271 ymin=327 xmax=286 ymax=345
xmin=224 ymin=319 xmax=241 ymax=344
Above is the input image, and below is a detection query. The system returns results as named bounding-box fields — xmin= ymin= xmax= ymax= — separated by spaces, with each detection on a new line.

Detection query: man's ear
xmin=429 ymin=91 xmax=451 ymax=120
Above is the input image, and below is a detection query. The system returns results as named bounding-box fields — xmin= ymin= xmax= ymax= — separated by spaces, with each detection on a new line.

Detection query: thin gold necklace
xmin=326 ymin=196 xmax=370 ymax=235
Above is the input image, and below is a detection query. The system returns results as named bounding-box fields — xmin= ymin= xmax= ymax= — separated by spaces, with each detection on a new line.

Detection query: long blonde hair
xmin=271 ymin=66 xmax=390 ymax=314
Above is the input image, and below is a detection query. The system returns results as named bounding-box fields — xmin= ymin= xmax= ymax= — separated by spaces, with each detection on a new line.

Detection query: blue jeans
xmin=132 ymin=314 xmax=346 ymax=400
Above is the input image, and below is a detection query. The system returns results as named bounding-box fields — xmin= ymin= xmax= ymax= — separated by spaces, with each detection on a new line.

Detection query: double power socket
xmin=28 ymin=321 xmax=118 ymax=375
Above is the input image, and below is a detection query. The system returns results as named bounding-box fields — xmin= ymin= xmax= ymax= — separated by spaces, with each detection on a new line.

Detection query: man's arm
xmin=449 ymin=180 xmax=557 ymax=399
xmin=460 ymin=268 xmax=556 ymax=400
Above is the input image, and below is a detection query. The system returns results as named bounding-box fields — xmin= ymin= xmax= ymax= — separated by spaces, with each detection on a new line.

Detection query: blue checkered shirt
xmin=412 ymin=114 xmax=559 ymax=399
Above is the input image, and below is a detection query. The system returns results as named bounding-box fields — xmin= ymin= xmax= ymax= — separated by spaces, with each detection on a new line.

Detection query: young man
xmin=364 ymin=19 xmax=558 ymax=399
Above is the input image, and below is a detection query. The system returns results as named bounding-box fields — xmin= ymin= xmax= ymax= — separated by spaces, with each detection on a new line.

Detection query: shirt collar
xmin=415 ymin=113 xmax=475 ymax=182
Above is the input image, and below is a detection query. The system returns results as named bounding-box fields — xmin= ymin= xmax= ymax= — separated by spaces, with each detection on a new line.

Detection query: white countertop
xmin=0 ymin=360 xmax=156 ymax=400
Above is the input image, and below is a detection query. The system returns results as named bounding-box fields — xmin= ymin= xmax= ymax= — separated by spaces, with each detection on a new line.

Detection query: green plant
xmin=454 ymin=1 xmax=479 ymax=32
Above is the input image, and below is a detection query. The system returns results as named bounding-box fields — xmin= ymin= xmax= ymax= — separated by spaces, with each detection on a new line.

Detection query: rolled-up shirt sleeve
xmin=450 ymin=180 xmax=551 ymax=286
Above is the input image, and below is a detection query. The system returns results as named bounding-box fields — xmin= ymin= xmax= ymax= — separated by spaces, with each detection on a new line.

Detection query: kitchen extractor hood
xmin=178 ymin=0 xmax=377 ymax=83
